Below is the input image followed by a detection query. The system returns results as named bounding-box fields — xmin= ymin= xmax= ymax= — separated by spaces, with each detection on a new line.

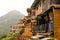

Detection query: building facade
xmin=27 ymin=0 xmax=60 ymax=39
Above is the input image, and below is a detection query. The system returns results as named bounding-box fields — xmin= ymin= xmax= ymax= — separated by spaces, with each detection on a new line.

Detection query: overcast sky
xmin=0 ymin=0 xmax=34 ymax=17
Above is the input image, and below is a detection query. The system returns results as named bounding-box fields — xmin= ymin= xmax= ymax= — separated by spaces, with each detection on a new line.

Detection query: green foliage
xmin=19 ymin=28 xmax=24 ymax=35
xmin=0 ymin=28 xmax=25 ymax=40
xmin=31 ymin=38 xmax=40 ymax=40
xmin=0 ymin=32 xmax=19 ymax=40
xmin=6 ymin=32 xmax=13 ymax=37
xmin=0 ymin=34 xmax=7 ymax=40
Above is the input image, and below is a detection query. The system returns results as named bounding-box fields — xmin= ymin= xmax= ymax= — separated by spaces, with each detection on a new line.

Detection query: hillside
xmin=0 ymin=10 xmax=25 ymax=34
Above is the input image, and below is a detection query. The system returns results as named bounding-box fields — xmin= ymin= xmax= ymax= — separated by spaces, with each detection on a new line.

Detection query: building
xmin=10 ymin=20 xmax=25 ymax=33
xmin=10 ymin=15 xmax=33 ymax=36
xmin=10 ymin=25 xmax=18 ymax=33
xmin=18 ymin=20 xmax=25 ymax=28
xmin=27 ymin=0 xmax=60 ymax=39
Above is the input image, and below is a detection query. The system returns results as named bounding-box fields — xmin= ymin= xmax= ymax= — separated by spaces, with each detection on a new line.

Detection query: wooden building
xmin=27 ymin=0 xmax=60 ymax=39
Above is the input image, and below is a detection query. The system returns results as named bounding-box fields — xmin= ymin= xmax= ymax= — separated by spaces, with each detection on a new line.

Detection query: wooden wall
xmin=54 ymin=9 xmax=60 ymax=40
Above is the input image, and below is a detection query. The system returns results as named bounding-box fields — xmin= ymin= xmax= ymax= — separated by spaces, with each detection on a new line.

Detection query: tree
xmin=19 ymin=28 xmax=24 ymax=35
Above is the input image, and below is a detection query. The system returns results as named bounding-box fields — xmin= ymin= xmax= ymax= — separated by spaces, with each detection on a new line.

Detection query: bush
xmin=19 ymin=28 xmax=24 ymax=35
xmin=1 ymin=32 xmax=19 ymax=40
xmin=0 ymin=34 xmax=7 ymax=40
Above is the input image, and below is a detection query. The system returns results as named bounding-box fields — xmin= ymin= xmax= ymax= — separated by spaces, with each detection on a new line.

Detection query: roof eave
xmin=31 ymin=0 xmax=41 ymax=8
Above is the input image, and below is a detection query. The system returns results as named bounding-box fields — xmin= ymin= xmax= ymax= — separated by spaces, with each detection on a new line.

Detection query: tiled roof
xmin=31 ymin=0 xmax=41 ymax=8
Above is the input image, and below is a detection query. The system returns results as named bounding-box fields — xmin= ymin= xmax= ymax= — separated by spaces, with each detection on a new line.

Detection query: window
xmin=32 ymin=11 xmax=35 ymax=16
xmin=36 ymin=6 xmax=38 ymax=10
xmin=39 ymin=2 xmax=41 ymax=7
xmin=50 ymin=0 xmax=53 ymax=4
xmin=27 ymin=20 xmax=31 ymax=23
xmin=55 ymin=0 xmax=60 ymax=4
xmin=42 ymin=0 xmax=46 ymax=4
xmin=42 ymin=0 xmax=44 ymax=4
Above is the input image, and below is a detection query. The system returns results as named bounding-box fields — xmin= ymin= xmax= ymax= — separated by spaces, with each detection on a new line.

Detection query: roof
xmin=31 ymin=0 xmax=41 ymax=8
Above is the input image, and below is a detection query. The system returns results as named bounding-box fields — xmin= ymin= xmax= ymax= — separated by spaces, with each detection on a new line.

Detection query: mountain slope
xmin=0 ymin=10 xmax=25 ymax=34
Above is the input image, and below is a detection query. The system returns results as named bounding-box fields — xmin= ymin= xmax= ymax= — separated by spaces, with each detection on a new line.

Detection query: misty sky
xmin=0 ymin=0 xmax=34 ymax=17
